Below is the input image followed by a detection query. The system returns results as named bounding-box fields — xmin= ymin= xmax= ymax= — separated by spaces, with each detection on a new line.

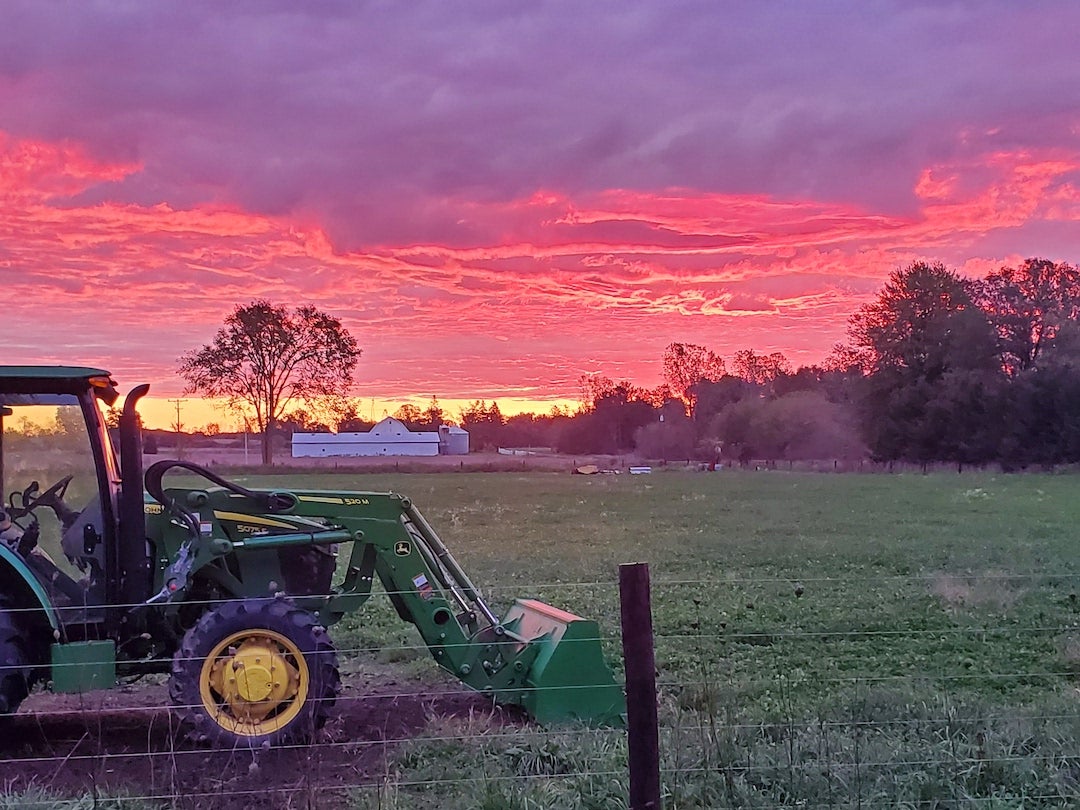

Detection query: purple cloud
xmin=2 ymin=1 xmax=1077 ymax=250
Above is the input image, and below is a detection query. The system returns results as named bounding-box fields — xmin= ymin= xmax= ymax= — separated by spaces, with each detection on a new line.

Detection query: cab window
xmin=0 ymin=396 xmax=105 ymax=587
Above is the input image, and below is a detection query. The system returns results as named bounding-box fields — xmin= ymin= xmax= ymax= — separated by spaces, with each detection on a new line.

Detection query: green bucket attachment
xmin=502 ymin=598 xmax=625 ymax=726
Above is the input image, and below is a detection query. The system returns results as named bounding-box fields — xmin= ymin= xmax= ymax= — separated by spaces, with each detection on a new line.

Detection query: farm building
xmin=439 ymin=424 xmax=469 ymax=454
xmin=291 ymin=417 xmax=469 ymax=458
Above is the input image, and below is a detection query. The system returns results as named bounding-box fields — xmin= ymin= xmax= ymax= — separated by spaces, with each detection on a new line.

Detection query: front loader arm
xmin=257 ymin=489 xmax=532 ymax=692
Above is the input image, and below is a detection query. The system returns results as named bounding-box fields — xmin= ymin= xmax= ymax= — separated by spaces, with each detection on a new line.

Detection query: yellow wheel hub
xmin=199 ymin=629 xmax=310 ymax=736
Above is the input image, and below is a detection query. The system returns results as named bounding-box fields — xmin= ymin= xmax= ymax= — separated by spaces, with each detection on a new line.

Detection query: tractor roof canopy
xmin=0 ymin=366 xmax=119 ymax=406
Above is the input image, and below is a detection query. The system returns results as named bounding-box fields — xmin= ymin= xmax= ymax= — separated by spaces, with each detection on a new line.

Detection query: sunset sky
xmin=2 ymin=2 xmax=1078 ymax=429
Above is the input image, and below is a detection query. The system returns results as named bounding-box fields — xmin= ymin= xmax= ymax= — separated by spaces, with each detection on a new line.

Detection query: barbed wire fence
xmin=0 ymin=568 xmax=1077 ymax=809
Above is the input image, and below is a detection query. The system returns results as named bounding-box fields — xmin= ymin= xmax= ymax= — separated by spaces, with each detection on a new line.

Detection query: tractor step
xmin=51 ymin=640 xmax=116 ymax=693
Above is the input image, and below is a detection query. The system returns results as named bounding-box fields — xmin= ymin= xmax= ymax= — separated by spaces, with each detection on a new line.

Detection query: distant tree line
xmin=178 ymin=259 xmax=1080 ymax=467
xmin=396 ymin=257 xmax=1080 ymax=468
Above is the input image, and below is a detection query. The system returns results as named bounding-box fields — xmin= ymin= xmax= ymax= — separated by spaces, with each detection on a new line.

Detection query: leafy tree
xmin=862 ymin=369 xmax=1007 ymax=464
xmin=710 ymin=391 xmax=863 ymax=462
xmin=393 ymin=404 xmax=425 ymax=429
xmin=1037 ymin=318 xmax=1080 ymax=370
xmin=178 ymin=300 xmax=361 ymax=464
xmin=595 ymin=389 xmax=656 ymax=453
xmin=693 ymin=376 xmax=757 ymax=428
xmin=54 ymin=406 xmax=86 ymax=437
xmin=772 ymin=366 xmax=826 ymax=398
xmin=978 ymin=258 xmax=1080 ymax=374
xmin=280 ymin=408 xmax=331 ymax=435
xmin=335 ymin=400 xmax=372 ymax=433
xmin=731 ymin=349 xmax=792 ymax=386
xmin=421 ymin=396 xmax=446 ymax=430
xmin=459 ymin=400 xmax=505 ymax=450
xmin=924 ymin=370 xmax=1008 ymax=463
xmin=854 ymin=374 xmax=932 ymax=462
xmin=992 ymin=320 xmax=1080 ymax=466
xmin=578 ymin=375 xmax=637 ymax=412
xmin=662 ymin=342 xmax=726 ymax=415
xmin=391 ymin=400 xmax=445 ymax=432
xmin=708 ymin=398 xmax=758 ymax=463
xmin=637 ymin=383 xmax=677 ymax=409
xmin=632 ymin=400 xmax=695 ymax=461
xmin=848 ymin=261 xmax=998 ymax=381
xmin=554 ymin=412 xmax=605 ymax=455
xmin=846 ymin=261 xmax=1002 ymax=461
xmin=764 ymin=392 xmax=864 ymax=460
xmin=501 ymin=412 xmax=558 ymax=449
xmin=570 ymin=374 xmax=659 ymax=453
xmin=822 ymin=342 xmax=872 ymax=374
xmin=104 ymin=406 xmax=122 ymax=429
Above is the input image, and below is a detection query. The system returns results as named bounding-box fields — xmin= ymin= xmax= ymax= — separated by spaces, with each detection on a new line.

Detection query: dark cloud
xmin=1 ymin=1 xmax=1077 ymax=249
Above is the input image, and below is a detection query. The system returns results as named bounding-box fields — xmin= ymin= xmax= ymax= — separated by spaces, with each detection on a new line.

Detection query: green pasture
xmin=233 ymin=470 xmax=1078 ymax=705
xmin=5 ymin=467 xmax=1079 ymax=807
xmin=227 ymin=469 xmax=1078 ymax=809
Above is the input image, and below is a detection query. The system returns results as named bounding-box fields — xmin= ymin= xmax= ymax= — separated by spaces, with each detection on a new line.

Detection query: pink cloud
xmin=1 ymin=125 xmax=1078 ymax=423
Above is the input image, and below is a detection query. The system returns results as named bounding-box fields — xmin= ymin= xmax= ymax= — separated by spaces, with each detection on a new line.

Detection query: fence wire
xmin=0 ymin=574 xmax=1077 ymax=809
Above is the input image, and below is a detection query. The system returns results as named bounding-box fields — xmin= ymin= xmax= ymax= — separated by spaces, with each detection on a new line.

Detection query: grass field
xmin=8 ymin=468 xmax=1080 ymax=807
xmin=224 ymin=469 xmax=1079 ymax=808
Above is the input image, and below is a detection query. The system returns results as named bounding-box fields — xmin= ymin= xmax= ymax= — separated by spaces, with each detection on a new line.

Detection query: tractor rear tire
xmin=170 ymin=598 xmax=340 ymax=748
xmin=0 ymin=598 xmax=35 ymax=716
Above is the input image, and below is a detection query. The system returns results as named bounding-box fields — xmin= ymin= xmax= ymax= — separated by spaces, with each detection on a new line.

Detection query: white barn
xmin=292 ymin=417 xmax=469 ymax=458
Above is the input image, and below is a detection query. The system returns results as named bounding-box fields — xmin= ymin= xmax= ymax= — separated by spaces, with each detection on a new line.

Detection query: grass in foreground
xmin=0 ymin=786 xmax=162 ymax=810
xmin=7 ymin=469 xmax=1077 ymax=807
xmin=246 ymin=469 xmax=1079 ymax=808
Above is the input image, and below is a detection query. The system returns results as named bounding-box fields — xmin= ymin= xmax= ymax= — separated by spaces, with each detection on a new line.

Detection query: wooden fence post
xmin=620 ymin=562 xmax=661 ymax=809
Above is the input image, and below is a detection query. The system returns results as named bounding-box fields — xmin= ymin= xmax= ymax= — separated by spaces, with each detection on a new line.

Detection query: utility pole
xmin=169 ymin=398 xmax=186 ymax=460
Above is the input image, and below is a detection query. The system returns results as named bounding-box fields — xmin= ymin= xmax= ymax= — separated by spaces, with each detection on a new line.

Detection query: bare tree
xmin=178 ymin=300 xmax=361 ymax=464
xmin=662 ymin=342 xmax=726 ymax=416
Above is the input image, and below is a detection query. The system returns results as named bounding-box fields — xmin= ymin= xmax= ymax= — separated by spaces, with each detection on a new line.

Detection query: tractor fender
xmin=0 ymin=545 xmax=60 ymax=633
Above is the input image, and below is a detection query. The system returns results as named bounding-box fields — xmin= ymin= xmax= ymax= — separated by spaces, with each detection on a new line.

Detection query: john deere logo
xmin=394 ymin=541 xmax=411 ymax=556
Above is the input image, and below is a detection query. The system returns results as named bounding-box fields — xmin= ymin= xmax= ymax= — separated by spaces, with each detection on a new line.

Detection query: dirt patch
xmin=929 ymin=571 xmax=1026 ymax=612
xmin=0 ymin=665 xmax=523 ymax=809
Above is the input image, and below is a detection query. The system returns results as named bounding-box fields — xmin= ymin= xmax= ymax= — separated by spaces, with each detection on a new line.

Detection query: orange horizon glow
xmin=134 ymin=395 xmax=580 ymax=433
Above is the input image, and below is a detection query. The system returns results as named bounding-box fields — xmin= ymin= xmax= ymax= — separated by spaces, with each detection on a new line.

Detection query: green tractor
xmin=0 ymin=366 xmax=623 ymax=746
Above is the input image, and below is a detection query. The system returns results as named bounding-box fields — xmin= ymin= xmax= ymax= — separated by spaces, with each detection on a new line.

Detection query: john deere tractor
xmin=0 ymin=366 xmax=623 ymax=746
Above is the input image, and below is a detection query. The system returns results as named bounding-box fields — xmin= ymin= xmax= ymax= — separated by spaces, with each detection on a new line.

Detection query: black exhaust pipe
xmin=118 ymin=384 xmax=150 ymax=608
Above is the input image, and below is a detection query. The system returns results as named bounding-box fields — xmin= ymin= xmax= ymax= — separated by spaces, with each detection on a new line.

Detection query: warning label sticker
xmin=412 ymin=573 xmax=434 ymax=600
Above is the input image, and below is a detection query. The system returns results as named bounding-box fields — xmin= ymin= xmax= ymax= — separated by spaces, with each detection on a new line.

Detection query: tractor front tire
xmin=170 ymin=598 xmax=340 ymax=748
xmin=0 ymin=598 xmax=35 ymax=716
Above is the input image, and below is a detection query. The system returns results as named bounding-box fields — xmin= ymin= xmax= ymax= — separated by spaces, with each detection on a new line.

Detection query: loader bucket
xmin=502 ymin=598 xmax=625 ymax=726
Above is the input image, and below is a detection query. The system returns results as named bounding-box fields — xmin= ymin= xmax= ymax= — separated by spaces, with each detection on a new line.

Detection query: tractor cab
xmin=0 ymin=367 xmax=148 ymax=639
